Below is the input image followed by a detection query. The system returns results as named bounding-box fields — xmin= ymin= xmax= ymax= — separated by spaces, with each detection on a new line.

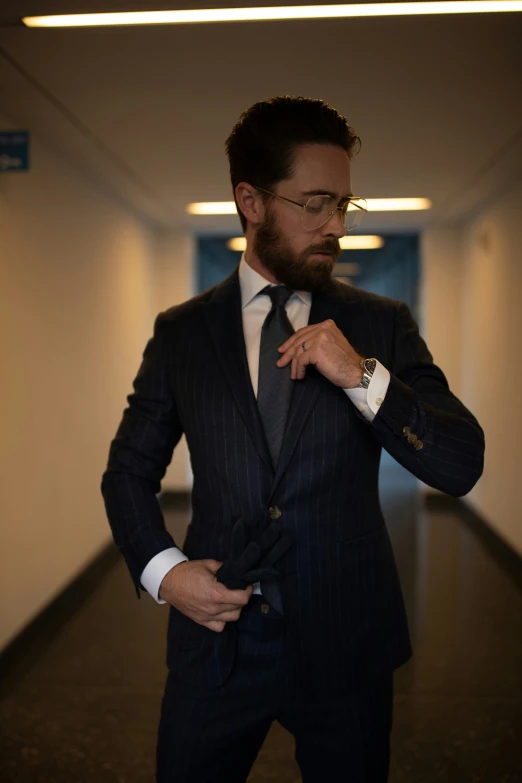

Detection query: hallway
xmin=1 ymin=457 xmax=521 ymax=782
xmin=1 ymin=4 xmax=521 ymax=780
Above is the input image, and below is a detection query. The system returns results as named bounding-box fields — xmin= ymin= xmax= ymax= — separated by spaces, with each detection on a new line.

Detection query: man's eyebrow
xmin=301 ymin=189 xmax=354 ymax=200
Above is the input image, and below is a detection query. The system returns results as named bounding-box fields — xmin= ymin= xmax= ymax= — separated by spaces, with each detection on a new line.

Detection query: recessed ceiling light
xmin=339 ymin=235 xmax=384 ymax=249
xmin=187 ymin=202 xmax=237 ymax=215
xmin=22 ymin=3 xmax=522 ymax=28
xmin=227 ymin=237 xmax=247 ymax=251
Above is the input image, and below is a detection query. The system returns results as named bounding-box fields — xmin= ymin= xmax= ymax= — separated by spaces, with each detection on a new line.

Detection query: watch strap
xmin=356 ymin=358 xmax=377 ymax=389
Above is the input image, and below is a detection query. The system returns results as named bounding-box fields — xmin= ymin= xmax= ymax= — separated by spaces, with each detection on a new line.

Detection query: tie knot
xmin=261 ymin=285 xmax=293 ymax=309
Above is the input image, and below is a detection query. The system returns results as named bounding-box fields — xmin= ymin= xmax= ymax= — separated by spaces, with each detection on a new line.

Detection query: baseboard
xmin=0 ymin=542 xmax=120 ymax=692
xmin=425 ymin=492 xmax=522 ymax=592
xmin=0 ymin=492 xmax=191 ymax=691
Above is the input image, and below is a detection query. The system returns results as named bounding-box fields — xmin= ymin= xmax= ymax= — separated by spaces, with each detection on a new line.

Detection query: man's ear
xmin=235 ymin=183 xmax=265 ymax=227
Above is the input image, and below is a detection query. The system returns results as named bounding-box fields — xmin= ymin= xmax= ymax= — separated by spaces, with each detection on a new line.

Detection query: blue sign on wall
xmin=0 ymin=131 xmax=30 ymax=172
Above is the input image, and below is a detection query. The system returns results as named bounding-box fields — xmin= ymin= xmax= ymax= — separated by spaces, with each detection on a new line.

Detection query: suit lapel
xmin=203 ymin=271 xmax=360 ymax=490
xmin=203 ymin=269 xmax=273 ymax=472
xmin=270 ymin=281 xmax=358 ymax=496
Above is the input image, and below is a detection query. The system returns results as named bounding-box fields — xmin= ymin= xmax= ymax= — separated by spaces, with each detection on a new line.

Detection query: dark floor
xmin=1 ymin=454 xmax=522 ymax=782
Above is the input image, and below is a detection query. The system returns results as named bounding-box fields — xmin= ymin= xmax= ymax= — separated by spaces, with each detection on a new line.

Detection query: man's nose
xmin=320 ymin=209 xmax=346 ymax=239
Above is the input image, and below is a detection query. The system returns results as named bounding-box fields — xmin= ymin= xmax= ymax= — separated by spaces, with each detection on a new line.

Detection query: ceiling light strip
xmin=228 ymin=236 xmax=384 ymax=251
xmin=367 ymin=198 xmax=432 ymax=211
xmin=22 ymin=2 xmax=522 ymax=28
xmin=187 ymin=198 xmax=431 ymax=215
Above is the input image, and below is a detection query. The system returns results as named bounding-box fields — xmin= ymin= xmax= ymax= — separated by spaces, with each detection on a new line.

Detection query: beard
xmin=252 ymin=207 xmax=341 ymax=292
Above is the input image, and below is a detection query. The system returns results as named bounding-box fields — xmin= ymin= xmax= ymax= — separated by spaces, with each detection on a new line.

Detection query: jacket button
xmin=268 ymin=506 xmax=282 ymax=520
xmin=403 ymin=426 xmax=410 ymax=437
xmin=414 ymin=440 xmax=424 ymax=450
xmin=407 ymin=433 xmax=418 ymax=445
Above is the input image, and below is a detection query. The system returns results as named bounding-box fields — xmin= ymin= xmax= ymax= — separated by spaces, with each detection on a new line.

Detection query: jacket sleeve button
xmin=268 ymin=506 xmax=282 ymax=520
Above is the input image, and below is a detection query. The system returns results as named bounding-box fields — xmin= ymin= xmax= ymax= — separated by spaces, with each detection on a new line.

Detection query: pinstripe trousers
xmin=156 ymin=596 xmax=393 ymax=783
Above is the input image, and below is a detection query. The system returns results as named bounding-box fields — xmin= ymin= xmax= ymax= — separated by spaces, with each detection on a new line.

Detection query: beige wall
xmin=421 ymin=180 xmax=522 ymax=557
xmin=153 ymin=229 xmax=196 ymax=491
xmin=420 ymin=227 xmax=464 ymax=397
xmin=0 ymin=118 xmax=157 ymax=650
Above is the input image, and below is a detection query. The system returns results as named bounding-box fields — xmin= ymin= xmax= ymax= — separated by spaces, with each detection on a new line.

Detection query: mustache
xmin=308 ymin=241 xmax=340 ymax=256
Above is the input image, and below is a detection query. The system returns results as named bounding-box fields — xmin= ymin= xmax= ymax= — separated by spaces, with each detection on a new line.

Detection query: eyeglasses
xmin=253 ymin=186 xmax=367 ymax=233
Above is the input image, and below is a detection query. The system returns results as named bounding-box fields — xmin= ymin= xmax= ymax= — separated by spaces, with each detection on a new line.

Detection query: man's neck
xmin=243 ymin=249 xmax=278 ymax=284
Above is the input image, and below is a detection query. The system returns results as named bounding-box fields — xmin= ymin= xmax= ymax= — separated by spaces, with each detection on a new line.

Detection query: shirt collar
xmin=238 ymin=254 xmax=311 ymax=309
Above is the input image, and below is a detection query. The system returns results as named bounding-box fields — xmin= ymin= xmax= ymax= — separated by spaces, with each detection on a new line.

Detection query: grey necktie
xmin=257 ymin=285 xmax=295 ymax=468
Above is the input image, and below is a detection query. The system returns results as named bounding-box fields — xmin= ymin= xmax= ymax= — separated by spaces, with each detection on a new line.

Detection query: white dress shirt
xmin=141 ymin=255 xmax=391 ymax=602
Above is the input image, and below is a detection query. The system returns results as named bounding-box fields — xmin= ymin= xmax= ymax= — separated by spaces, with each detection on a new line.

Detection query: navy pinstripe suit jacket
xmin=101 ymin=268 xmax=484 ymax=694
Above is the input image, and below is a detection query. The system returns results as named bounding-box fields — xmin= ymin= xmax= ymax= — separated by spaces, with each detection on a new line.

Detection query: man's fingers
xmin=208 ymin=599 xmax=247 ymax=614
xmin=295 ymin=350 xmax=311 ymax=380
xmin=297 ymin=352 xmax=309 ymax=379
xmin=201 ymin=608 xmax=244 ymax=631
xmin=203 ymin=559 xmax=224 ymax=574
xmin=291 ymin=354 xmax=298 ymax=380
xmin=206 ymin=620 xmax=226 ymax=633
xmin=278 ymin=331 xmax=325 ymax=367
xmin=212 ymin=608 xmax=243 ymax=623
xmin=212 ymin=582 xmax=252 ymax=605
xmin=279 ymin=322 xmax=343 ymax=369
xmin=290 ymin=353 xmax=307 ymax=380
xmin=278 ymin=320 xmax=337 ymax=353
xmin=289 ymin=345 xmax=314 ymax=379
xmin=279 ymin=339 xmax=310 ymax=368
xmin=278 ymin=324 xmax=320 ymax=354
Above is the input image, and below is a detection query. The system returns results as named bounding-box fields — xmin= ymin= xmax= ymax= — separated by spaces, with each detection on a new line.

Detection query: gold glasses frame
xmin=253 ymin=185 xmax=367 ymax=232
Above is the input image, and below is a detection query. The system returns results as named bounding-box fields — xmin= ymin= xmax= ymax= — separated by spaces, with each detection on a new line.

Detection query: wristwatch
xmin=356 ymin=358 xmax=377 ymax=389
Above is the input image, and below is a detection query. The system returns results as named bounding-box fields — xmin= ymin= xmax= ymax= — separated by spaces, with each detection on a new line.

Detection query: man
xmin=102 ymin=96 xmax=485 ymax=782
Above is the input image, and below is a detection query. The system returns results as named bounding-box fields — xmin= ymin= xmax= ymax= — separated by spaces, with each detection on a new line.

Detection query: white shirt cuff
xmin=140 ymin=547 xmax=189 ymax=604
xmin=343 ymin=360 xmax=391 ymax=422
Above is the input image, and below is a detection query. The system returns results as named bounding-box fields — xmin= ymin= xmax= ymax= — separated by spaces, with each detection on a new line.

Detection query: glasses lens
xmin=344 ymin=198 xmax=367 ymax=232
xmin=302 ymin=195 xmax=337 ymax=230
xmin=303 ymin=196 xmax=367 ymax=232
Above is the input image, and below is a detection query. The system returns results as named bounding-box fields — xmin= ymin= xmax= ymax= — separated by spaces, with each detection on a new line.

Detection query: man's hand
xmin=159 ymin=560 xmax=253 ymax=633
xmin=277 ymin=319 xmax=364 ymax=388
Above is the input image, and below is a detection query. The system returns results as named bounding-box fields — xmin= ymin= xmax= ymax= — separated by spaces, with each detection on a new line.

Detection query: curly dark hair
xmin=225 ymin=95 xmax=361 ymax=232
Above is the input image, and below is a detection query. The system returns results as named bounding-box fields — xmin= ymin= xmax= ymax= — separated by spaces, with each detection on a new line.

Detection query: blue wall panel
xmin=197 ymin=234 xmax=419 ymax=317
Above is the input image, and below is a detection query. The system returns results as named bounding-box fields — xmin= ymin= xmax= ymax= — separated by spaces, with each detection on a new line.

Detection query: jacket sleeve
xmin=366 ymin=301 xmax=485 ymax=497
xmin=101 ymin=312 xmax=184 ymax=596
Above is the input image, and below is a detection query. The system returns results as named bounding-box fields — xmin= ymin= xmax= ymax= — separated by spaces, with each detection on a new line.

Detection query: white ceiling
xmin=1 ymin=1 xmax=521 ymax=234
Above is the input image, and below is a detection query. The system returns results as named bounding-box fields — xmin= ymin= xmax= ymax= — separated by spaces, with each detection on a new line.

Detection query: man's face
xmin=253 ymin=144 xmax=351 ymax=291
